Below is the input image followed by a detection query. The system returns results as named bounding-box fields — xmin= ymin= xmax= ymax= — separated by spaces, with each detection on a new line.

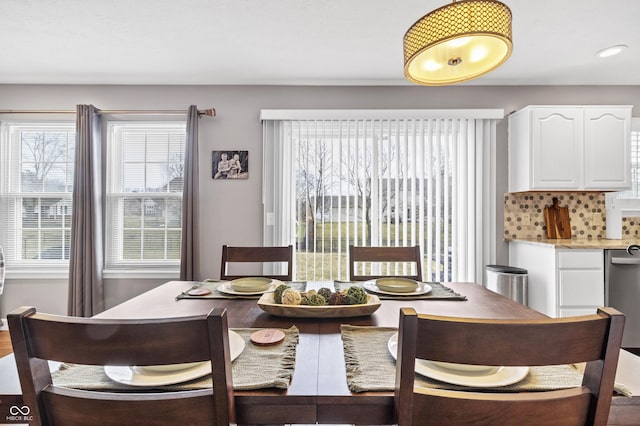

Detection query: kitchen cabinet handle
xmin=611 ymin=257 xmax=640 ymax=265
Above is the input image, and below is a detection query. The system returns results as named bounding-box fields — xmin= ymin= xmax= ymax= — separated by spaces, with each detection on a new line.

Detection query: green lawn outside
xmin=295 ymin=250 xmax=447 ymax=282
xmin=299 ymin=221 xmax=436 ymax=252
xmin=295 ymin=221 xmax=450 ymax=280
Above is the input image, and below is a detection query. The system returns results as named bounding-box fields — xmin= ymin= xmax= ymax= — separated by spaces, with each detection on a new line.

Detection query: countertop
xmin=506 ymin=237 xmax=640 ymax=249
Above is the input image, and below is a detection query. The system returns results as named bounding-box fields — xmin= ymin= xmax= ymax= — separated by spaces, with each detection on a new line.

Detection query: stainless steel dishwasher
xmin=605 ymin=245 xmax=640 ymax=349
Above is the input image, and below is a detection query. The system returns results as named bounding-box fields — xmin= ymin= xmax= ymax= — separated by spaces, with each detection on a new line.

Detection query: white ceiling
xmin=1 ymin=0 xmax=639 ymax=86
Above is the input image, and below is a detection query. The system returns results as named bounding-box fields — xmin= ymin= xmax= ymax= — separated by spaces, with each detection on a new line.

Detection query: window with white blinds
xmin=0 ymin=122 xmax=75 ymax=266
xmin=263 ymin=111 xmax=500 ymax=282
xmin=617 ymin=122 xmax=640 ymax=198
xmin=607 ymin=119 xmax=640 ymax=225
xmin=105 ymin=122 xmax=185 ymax=269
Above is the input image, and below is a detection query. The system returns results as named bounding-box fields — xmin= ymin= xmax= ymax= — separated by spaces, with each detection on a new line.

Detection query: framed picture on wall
xmin=212 ymin=150 xmax=249 ymax=179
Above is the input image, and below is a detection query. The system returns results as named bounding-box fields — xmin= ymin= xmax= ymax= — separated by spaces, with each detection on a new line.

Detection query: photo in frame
xmin=212 ymin=150 xmax=249 ymax=179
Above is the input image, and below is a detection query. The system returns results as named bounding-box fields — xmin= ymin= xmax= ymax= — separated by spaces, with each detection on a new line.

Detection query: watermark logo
xmin=2 ymin=402 xmax=33 ymax=423
xmin=1 ymin=395 xmax=33 ymax=424
xmin=9 ymin=405 xmax=30 ymax=416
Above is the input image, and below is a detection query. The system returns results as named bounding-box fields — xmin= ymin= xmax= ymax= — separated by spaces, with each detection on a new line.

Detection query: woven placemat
xmin=340 ymin=325 xmax=631 ymax=396
xmin=52 ymin=326 xmax=299 ymax=391
xmin=335 ymin=281 xmax=467 ymax=300
xmin=176 ymin=280 xmax=306 ymax=300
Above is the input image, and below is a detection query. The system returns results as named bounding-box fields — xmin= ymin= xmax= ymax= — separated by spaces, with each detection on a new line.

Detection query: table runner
xmin=176 ymin=280 xmax=307 ymax=300
xmin=51 ymin=327 xmax=298 ymax=391
xmin=335 ymin=281 xmax=467 ymax=300
xmin=340 ymin=325 xmax=631 ymax=396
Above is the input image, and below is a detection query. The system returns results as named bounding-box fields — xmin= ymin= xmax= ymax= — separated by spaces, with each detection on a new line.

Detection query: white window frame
xmin=104 ymin=121 xmax=185 ymax=272
xmin=605 ymin=118 xmax=640 ymax=237
xmin=0 ymin=121 xmax=76 ymax=277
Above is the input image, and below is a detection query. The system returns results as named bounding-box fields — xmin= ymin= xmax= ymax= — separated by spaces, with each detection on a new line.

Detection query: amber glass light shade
xmin=403 ymin=0 xmax=513 ymax=86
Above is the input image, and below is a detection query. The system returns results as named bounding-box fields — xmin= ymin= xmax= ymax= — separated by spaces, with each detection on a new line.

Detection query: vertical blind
xmin=263 ymin=111 xmax=500 ymax=282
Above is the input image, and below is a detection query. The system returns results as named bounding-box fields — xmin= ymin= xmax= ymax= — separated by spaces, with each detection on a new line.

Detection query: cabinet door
xmin=583 ymin=107 xmax=631 ymax=189
xmin=558 ymin=270 xmax=605 ymax=306
xmin=531 ymin=108 xmax=583 ymax=189
xmin=557 ymin=249 xmax=604 ymax=315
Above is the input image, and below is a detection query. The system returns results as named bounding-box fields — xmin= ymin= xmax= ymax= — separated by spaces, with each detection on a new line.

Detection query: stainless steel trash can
xmin=484 ymin=265 xmax=528 ymax=306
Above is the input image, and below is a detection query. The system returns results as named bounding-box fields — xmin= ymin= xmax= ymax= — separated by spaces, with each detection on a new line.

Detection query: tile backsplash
xmin=622 ymin=217 xmax=640 ymax=238
xmin=504 ymin=192 xmax=640 ymax=239
xmin=504 ymin=192 xmax=608 ymax=239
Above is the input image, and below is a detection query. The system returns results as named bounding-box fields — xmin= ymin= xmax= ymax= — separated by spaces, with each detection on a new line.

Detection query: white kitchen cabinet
xmin=509 ymin=242 xmax=604 ymax=318
xmin=583 ymin=108 xmax=632 ymax=189
xmin=508 ymin=105 xmax=632 ymax=192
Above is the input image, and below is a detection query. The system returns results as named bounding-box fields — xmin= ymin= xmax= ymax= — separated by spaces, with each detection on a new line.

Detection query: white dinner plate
xmin=230 ymin=277 xmax=272 ymax=292
xmin=387 ymin=333 xmax=529 ymax=388
xmin=104 ymin=330 xmax=246 ymax=387
xmin=375 ymin=277 xmax=419 ymax=293
xmin=363 ymin=280 xmax=432 ymax=296
xmin=217 ymin=279 xmax=283 ymax=296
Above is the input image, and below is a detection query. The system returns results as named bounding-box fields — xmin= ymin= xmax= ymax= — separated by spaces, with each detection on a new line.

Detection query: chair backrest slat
xmin=394 ymin=307 xmax=625 ymax=426
xmin=22 ymin=314 xmax=213 ymax=366
xmin=220 ymin=244 xmax=293 ymax=281
xmin=413 ymin=314 xmax=611 ymax=366
xmin=349 ymin=245 xmax=422 ymax=281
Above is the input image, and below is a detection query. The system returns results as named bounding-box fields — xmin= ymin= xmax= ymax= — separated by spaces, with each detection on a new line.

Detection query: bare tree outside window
xmin=296 ymin=139 xmax=333 ymax=251
xmin=293 ymin=122 xmax=406 ymax=281
xmin=106 ymin=123 xmax=185 ymax=267
xmin=290 ymin=119 xmax=457 ymax=282
xmin=339 ymin=135 xmax=394 ymax=247
xmin=19 ymin=129 xmax=74 ymax=261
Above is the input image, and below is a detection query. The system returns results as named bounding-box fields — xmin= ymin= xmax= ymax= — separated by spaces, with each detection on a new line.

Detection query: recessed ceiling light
xmin=596 ymin=45 xmax=628 ymax=58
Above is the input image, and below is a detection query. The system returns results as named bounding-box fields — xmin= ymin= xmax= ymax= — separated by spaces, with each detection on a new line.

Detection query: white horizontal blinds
xmin=619 ymin=129 xmax=640 ymax=198
xmin=633 ymin=129 xmax=640 ymax=197
xmin=0 ymin=122 xmax=75 ymax=264
xmin=106 ymin=122 xmax=185 ymax=269
xmin=631 ymin=130 xmax=640 ymax=197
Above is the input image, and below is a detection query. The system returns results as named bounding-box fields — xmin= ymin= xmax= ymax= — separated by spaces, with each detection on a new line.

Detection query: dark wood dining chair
xmin=349 ymin=245 xmax=423 ymax=281
xmin=220 ymin=244 xmax=293 ymax=281
xmin=394 ymin=307 xmax=625 ymax=426
xmin=8 ymin=306 xmax=235 ymax=426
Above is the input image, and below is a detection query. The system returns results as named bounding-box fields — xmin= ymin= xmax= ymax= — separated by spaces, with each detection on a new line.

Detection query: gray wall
xmin=1 ymin=84 xmax=639 ymax=318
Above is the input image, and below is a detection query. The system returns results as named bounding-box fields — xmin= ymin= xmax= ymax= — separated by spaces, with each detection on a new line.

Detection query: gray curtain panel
xmin=68 ymin=105 xmax=104 ymax=317
xmin=180 ymin=105 xmax=200 ymax=280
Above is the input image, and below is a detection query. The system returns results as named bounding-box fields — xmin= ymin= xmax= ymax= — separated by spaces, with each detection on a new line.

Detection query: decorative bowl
xmin=257 ymin=293 xmax=381 ymax=318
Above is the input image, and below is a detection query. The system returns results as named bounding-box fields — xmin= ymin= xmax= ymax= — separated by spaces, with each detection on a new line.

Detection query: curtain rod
xmin=0 ymin=108 xmax=216 ymax=117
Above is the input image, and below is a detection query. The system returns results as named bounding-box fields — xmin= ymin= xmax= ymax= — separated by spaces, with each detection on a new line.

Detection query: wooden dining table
xmin=2 ymin=280 xmax=638 ymax=425
xmin=90 ymin=280 xmax=560 ymax=424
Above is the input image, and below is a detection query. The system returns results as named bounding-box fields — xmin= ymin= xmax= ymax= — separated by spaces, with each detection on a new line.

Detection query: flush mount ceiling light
xmin=403 ymin=0 xmax=513 ymax=86
xmin=596 ymin=45 xmax=628 ymax=58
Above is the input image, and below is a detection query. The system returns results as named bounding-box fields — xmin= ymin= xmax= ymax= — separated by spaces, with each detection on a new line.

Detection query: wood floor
xmin=0 ymin=330 xmax=13 ymax=358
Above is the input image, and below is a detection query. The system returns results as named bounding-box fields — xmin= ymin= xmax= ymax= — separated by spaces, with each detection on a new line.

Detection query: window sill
xmin=102 ymin=269 xmax=180 ymax=280
xmin=6 ymin=268 xmax=179 ymax=280
xmin=6 ymin=268 xmax=70 ymax=280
